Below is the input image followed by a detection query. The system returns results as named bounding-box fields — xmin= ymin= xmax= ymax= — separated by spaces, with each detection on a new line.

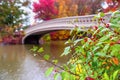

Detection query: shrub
xmin=31 ymin=10 xmax=120 ymax=80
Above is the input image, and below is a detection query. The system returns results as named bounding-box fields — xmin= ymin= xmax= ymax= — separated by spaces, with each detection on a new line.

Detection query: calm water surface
xmin=0 ymin=41 xmax=69 ymax=80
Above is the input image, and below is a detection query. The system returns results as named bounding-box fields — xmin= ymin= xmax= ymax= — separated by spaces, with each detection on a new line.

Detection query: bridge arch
xmin=22 ymin=13 xmax=111 ymax=44
xmin=22 ymin=26 xmax=75 ymax=44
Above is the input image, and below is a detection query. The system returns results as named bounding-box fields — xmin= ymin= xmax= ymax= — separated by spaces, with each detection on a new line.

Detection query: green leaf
xmin=95 ymin=12 xmax=105 ymax=18
xmin=37 ymin=47 xmax=44 ymax=53
xmin=110 ymin=74 xmax=113 ymax=80
xmin=103 ymin=44 xmax=110 ymax=53
xmin=52 ymin=60 xmax=58 ymax=64
xmin=103 ymin=72 xmax=109 ymax=80
xmin=60 ymin=71 xmax=70 ymax=80
xmin=62 ymin=64 xmax=69 ymax=71
xmin=30 ymin=46 xmax=38 ymax=52
xmin=92 ymin=60 xmax=98 ymax=67
xmin=44 ymin=54 xmax=50 ymax=60
xmin=75 ymin=46 xmax=84 ymax=53
xmin=95 ymin=52 xmax=106 ymax=57
xmin=99 ymin=12 xmax=105 ymax=17
xmin=96 ymin=42 xmax=104 ymax=46
xmin=82 ymin=41 xmax=89 ymax=48
xmin=110 ymin=44 xmax=120 ymax=56
xmin=111 ymin=10 xmax=120 ymax=17
xmin=54 ymin=73 xmax=60 ymax=80
xmin=113 ymin=70 xmax=119 ymax=80
xmin=99 ymin=32 xmax=113 ymax=42
xmin=92 ymin=26 xmax=103 ymax=35
xmin=45 ymin=67 xmax=54 ymax=77
xmin=99 ymin=28 xmax=109 ymax=34
xmin=110 ymin=18 xmax=120 ymax=24
xmin=109 ymin=23 xmax=120 ymax=28
xmin=74 ymin=39 xmax=82 ymax=46
xmin=61 ymin=46 xmax=71 ymax=56
xmin=65 ymin=39 xmax=72 ymax=44
xmin=93 ymin=46 xmax=100 ymax=52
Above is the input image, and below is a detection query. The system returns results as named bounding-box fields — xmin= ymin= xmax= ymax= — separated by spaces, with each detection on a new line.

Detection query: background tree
xmin=33 ymin=0 xmax=120 ymax=20
xmin=49 ymin=0 xmax=78 ymax=40
xmin=74 ymin=0 xmax=101 ymax=15
xmin=56 ymin=0 xmax=78 ymax=17
xmin=33 ymin=0 xmax=58 ymax=20
xmin=0 ymin=0 xmax=28 ymax=35
xmin=102 ymin=0 xmax=120 ymax=12
xmin=0 ymin=0 xmax=29 ymax=44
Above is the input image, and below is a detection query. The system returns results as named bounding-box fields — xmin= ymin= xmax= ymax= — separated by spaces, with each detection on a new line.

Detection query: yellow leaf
xmin=76 ymin=64 xmax=82 ymax=74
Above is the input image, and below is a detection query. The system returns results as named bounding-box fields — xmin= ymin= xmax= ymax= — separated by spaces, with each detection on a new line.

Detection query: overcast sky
xmin=21 ymin=0 xmax=39 ymax=26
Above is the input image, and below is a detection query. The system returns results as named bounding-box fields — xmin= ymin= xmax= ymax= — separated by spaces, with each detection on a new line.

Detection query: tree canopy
xmin=0 ymin=0 xmax=29 ymax=38
xmin=0 ymin=0 xmax=28 ymax=29
xmin=33 ymin=0 xmax=58 ymax=20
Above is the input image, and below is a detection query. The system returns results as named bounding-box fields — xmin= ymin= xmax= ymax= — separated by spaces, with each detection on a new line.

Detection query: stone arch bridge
xmin=22 ymin=13 xmax=111 ymax=44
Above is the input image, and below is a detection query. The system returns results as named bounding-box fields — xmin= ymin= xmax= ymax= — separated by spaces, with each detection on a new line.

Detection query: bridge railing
xmin=25 ymin=13 xmax=111 ymax=34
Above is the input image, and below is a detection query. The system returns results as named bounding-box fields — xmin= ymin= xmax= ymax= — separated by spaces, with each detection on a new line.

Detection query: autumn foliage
xmin=56 ymin=0 xmax=78 ymax=17
xmin=32 ymin=0 xmax=120 ymax=40
xmin=33 ymin=0 xmax=58 ymax=20
xmin=102 ymin=0 xmax=120 ymax=12
xmin=0 ymin=0 xmax=28 ymax=44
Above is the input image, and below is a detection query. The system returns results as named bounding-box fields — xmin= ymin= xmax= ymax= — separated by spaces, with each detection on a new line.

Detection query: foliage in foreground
xmin=31 ymin=10 xmax=120 ymax=80
xmin=59 ymin=11 xmax=120 ymax=80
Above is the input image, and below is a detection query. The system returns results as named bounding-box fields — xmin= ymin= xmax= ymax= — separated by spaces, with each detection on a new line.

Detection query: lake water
xmin=0 ymin=41 xmax=69 ymax=80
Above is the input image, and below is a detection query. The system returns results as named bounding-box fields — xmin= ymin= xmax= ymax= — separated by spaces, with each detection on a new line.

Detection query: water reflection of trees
xmin=0 ymin=42 xmax=71 ymax=79
xmin=42 ymin=41 xmax=70 ymax=64
xmin=0 ymin=45 xmax=26 ymax=74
